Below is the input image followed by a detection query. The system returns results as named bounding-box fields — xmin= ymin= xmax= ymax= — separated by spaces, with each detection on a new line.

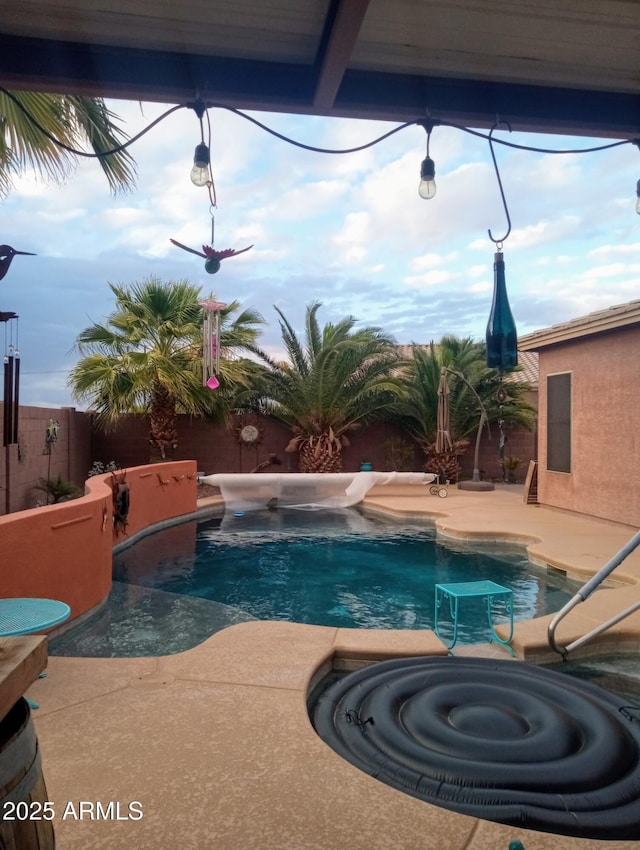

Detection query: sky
xmin=2 ymin=99 xmax=640 ymax=409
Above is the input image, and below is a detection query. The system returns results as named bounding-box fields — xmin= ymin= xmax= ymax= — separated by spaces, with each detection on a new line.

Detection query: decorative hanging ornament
xmin=170 ymin=239 xmax=253 ymax=274
xmin=486 ymin=249 xmax=518 ymax=370
xmin=2 ymin=312 xmax=20 ymax=447
xmin=0 ymin=245 xmax=36 ymax=281
xmin=198 ymin=298 xmax=226 ymax=389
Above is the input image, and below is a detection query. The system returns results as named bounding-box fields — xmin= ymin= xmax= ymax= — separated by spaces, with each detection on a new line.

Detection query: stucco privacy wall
xmin=0 ymin=403 xmax=536 ymax=517
xmin=0 ymin=405 xmax=92 ymax=515
xmin=92 ymin=414 xmax=536 ymax=482
xmin=537 ymin=326 xmax=640 ymax=527
xmin=0 ymin=460 xmax=197 ymax=623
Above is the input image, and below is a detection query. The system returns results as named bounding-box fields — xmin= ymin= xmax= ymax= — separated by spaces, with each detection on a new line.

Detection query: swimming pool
xmin=50 ymin=507 xmax=581 ymax=657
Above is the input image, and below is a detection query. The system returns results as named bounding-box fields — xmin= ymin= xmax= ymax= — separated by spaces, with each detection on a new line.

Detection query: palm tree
xmin=68 ymin=277 xmax=264 ymax=460
xmin=249 ymin=302 xmax=405 ymax=472
xmin=395 ymin=336 xmax=535 ymax=479
xmin=0 ymin=90 xmax=136 ymax=197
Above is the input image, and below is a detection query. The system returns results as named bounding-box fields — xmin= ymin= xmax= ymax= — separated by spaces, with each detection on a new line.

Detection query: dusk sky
xmin=2 ymin=99 xmax=640 ymax=408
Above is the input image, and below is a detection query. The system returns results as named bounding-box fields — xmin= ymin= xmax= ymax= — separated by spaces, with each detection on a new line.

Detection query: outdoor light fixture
xmin=419 ymin=156 xmax=437 ymax=199
xmin=190 ymin=142 xmax=211 ymax=187
xmin=418 ymin=119 xmax=438 ymax=199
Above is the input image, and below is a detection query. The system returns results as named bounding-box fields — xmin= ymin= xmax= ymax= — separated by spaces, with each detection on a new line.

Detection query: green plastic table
xmin=434 ymin=580 xmax=514 ymax=655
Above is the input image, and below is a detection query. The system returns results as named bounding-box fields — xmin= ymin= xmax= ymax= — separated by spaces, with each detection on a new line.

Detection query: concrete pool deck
xmin=28 ymin=484 xmax=640 ymax=849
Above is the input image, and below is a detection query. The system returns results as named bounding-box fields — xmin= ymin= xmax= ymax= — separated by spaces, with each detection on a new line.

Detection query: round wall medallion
xmin=239 ymin=424 xmax=260 ymax=444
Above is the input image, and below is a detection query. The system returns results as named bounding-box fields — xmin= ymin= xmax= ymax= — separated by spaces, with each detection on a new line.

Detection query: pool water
xmin=544 ymin=656 xmax=640 ymax=703
xmin=50 ymin=507 xmax=581 ymax=658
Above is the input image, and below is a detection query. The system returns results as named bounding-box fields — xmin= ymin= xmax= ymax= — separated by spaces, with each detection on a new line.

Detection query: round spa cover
xmin=309 ymin=656 xmax=640 ymax=839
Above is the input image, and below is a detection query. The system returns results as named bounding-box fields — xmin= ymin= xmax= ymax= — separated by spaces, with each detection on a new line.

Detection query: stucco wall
xmin=0 ymin=460 xmax=197 ymax=624
xmin=0 ymin=405 xmax=92 ymax=515
xmin=537 ymin=326 xmax=640 ymax=526
xmin=92 ymin=414 xmax=427 ymax=473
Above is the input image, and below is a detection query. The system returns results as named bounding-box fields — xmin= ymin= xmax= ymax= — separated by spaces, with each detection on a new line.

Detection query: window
xmin=547 ymin=373 xmax=571 ymax=473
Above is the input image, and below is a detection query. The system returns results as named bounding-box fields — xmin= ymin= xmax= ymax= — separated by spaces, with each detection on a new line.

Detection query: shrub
xmin=88 ymin=460 xmax=120 ymax=478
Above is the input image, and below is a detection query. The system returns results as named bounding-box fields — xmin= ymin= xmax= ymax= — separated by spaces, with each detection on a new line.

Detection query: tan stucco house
xmin=519 ymin=299 xmax=640 ymax=527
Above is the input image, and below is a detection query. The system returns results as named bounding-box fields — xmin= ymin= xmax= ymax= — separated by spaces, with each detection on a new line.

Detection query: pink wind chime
xmin=198 ymin=299 xmax=226 ymax=390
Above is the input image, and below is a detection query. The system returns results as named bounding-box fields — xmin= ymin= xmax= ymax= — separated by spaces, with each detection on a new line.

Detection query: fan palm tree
xmin=0 ymin=89 xmax=136 ymax=197
xmin=68 ymin=277 xmax=264 ymax=460
xmin=395 ymin=336 xmax=535 ymax=479
xmin=248 ymin=302 xmax=405 ymax=472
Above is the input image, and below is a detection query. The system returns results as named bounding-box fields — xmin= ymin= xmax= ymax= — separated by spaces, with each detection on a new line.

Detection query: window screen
xmin=547 ymin=373 xmax=571 ymax=473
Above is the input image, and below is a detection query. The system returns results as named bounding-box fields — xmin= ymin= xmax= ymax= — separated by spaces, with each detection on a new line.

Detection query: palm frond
xmin=0 ymin=91 xmax=136 ymax=197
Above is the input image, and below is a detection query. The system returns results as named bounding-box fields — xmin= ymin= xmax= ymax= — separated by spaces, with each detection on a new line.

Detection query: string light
xmin=418 ymin=119 xmax=438 ymax=200
xmin=2 ymin=85 xmax=640 ymax=220
xmin=190 ymin=142 xmax=210 ymax=187
xmin=419 ymin=155 xmax=436 ymax=200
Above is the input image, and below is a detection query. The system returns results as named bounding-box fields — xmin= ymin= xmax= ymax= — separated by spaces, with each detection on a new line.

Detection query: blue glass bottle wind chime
xmin=485 ymin=123 xmax=518 ymax=471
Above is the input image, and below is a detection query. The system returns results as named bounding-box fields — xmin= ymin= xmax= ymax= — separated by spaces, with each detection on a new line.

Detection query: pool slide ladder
xmin=548 ymin=528 xmax=640 ymax=658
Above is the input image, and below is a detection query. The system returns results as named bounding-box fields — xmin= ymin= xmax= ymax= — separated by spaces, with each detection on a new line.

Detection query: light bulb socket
xmin=420 ymin=156 xmax=435 ymax=181
xmin=193 ymin=143 xmax=210 ymax=169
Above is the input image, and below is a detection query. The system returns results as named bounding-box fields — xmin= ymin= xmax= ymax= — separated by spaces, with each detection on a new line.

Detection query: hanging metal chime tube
xmin=486 ymin=250 xmax=518 ymax=370
xmin=202 ymin=310 xmax=212 ymax=386
xmin=11 ymin=352 xmax=19 ymax=444
xmin=3 ymin=351 xmax=15 ymax=447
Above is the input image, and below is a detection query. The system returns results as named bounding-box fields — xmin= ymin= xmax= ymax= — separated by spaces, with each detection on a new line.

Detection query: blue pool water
xmin=50 ymin=507 xmax=581 ymax=658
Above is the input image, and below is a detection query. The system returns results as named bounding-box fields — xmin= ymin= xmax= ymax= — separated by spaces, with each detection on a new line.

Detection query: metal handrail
xmin=547 ymin=528 xmax=640 ymax=657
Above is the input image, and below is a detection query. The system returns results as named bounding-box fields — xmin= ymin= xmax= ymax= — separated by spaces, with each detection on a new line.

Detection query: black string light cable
xmin=2 ymin=85 xmax=636 ymax=161
xmin=0 ymin=85 xmax=183 ymax=158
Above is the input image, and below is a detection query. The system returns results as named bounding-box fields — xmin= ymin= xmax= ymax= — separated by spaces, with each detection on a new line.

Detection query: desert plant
xmin=33 ymin=475 xmax=82 ymax=504
xmin=88 ymin=460 xmax=120 ymax=477
xmin=248 ymin=302 xmax=405 ymax=472
xmin=500 ymin=455 xmax=522 ymax=483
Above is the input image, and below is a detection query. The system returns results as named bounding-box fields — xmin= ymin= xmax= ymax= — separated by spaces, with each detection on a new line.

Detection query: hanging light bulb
xmin=418 ymin=119 xmax=438 ymax=199
xmin=486 ymin=250 xmax=518 ymax=370
xmin=419 ymin=156 xmax=437 ymax=199
xmin=635 ymin=179 xmax=640 ymax=215
xmin=190 ymin=142 xmax=210 ymax=187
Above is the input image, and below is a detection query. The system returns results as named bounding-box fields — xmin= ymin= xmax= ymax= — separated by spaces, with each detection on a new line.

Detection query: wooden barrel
xmin=0 ymin=698 xmax=55 ymax=849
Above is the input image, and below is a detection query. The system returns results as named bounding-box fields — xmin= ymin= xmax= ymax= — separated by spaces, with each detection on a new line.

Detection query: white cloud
xmin=403 ymin=269 xmax=455 ymax=288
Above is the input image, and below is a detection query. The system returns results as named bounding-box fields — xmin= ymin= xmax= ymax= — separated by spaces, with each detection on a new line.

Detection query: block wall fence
xmin=0 ymin=405 xmax=537 ymax=516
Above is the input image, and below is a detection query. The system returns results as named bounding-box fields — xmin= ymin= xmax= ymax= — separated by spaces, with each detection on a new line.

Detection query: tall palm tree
xmin=68 ymin=277 xmax=264 ymax=460
xmin=0 ymin=90 xmax=136 ymax=197
xmin=249 ymin=302 xmax=404 ymax=472
xmin=395 ymin=336 xmax=535 ymax=479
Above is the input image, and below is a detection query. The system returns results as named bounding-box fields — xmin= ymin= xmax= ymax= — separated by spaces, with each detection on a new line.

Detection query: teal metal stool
xmin=434 ymin=580 xmax=514 ymax=655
